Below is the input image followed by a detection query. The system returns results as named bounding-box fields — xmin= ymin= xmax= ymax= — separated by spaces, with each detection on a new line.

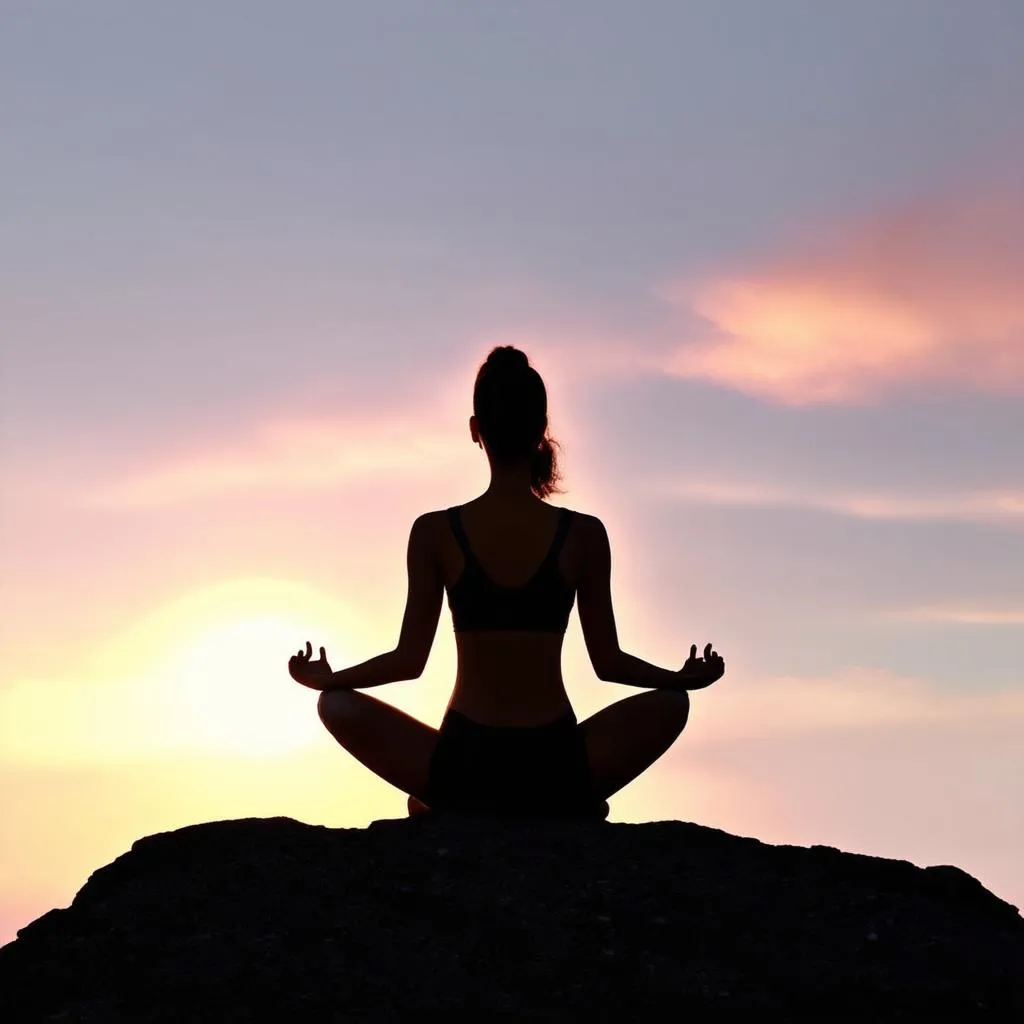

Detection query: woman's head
xmin=471 ymin=345 xmax=563 ymax=499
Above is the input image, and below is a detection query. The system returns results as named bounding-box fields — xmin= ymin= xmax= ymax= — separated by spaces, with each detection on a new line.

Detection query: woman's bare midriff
xmin=448 ymin=631 xmax=574 ymax=726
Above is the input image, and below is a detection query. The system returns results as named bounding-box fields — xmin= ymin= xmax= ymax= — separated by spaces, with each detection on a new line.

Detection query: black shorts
xmin=423 ymin=707 xmax=601 ymax=817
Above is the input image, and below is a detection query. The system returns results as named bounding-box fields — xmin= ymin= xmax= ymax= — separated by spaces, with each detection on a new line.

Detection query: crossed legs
xmin=316 ymin=690 xmax=440 ymax=805
xmin=578 ymin=687 xmax=690 ymax=801
xmin=316 ymin=687 xmax=690 ymax=811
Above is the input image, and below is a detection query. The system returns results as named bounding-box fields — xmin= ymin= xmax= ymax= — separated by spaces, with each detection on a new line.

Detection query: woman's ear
xmin=469 ymin=415 xmax=480 ymax=445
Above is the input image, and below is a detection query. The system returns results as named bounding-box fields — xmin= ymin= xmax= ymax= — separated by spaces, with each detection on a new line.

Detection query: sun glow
xmin=157 ymin=616 xmax=327 ymax=757
xmin=0 ymin=578 xmax=382 ymax=765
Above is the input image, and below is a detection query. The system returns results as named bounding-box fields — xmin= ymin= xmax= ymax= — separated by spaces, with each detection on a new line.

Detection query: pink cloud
xmin=663 ymin=188 xmax=1024 ymax=404
xmin=72 ymin=339 xmax=597 ymax=509
xmin=80 ymin=411 xmax=466 ymax=508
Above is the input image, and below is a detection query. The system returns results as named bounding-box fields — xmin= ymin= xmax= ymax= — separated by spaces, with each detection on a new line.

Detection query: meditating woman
xmin=288 ymin=345 xmax=725 ymax=817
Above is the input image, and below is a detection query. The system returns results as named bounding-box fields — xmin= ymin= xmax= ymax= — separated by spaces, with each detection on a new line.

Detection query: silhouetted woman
xmin=288 ymin=345 xmax=724 ymax=818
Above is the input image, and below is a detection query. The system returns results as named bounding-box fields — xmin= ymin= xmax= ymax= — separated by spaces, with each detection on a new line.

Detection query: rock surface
xmin=1 ymin=815 xmax=1021 ymax=1020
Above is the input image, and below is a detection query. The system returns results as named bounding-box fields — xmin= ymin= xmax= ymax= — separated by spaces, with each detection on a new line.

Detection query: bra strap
xmin=545 ymin=507 xmax=574 ymax=564
xmin=446 ymin=506 xmax=475 ymax=562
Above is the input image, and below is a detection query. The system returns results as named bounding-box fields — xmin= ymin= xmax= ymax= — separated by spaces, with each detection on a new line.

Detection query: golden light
xmin=0 ymin=578 xmax=384 ymax=765
xmin=159 ymin=615 xmax=326 ymax=757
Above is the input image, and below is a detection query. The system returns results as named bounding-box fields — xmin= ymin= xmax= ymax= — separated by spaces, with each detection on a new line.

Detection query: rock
xmin=1 ymin=815 xmax=1021 ymax=1020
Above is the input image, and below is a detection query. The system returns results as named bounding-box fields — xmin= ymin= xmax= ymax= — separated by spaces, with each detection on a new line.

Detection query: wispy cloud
xmin=653 ymin=477 xmax=1024 ymax=525
xmin=889 ymin=605 xmax=1024 ymax=625
xmin=661 ymin=188 xmax=1024 ymax=404
xmin=80 ymin=412 xmax=465 ymax=508
xmin=72 ymin=337 xmax=607 ymax=509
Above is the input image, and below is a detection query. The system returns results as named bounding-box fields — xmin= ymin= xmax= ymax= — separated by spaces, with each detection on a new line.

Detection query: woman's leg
xmin=579 ymin=688 xmax=690 ymax=802
xmin=317 ymin=689 xmax=439 ymax=804
xmin=407 ymin=795 xmax=432 ymax=816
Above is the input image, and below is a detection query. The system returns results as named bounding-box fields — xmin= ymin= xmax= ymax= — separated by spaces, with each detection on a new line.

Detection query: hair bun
xmin=485 ymin=345 xmax=530 ymax=372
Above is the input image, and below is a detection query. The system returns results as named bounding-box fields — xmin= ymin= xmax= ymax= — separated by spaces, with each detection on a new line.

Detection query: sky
xmin=2 ymin=1 xmax=1023 ymax=944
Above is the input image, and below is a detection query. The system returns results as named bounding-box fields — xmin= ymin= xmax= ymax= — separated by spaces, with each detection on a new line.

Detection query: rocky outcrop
xmin=2 ymin=815 xmax=1021 ymax=1020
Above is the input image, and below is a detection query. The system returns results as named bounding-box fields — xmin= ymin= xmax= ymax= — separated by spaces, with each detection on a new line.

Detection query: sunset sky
xmin=2 ymin=1 xmax=1023 ymax=943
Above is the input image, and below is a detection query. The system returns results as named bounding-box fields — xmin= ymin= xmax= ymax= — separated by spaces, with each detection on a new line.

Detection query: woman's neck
xmin=481 ymin=473 xmax=538 ymax=504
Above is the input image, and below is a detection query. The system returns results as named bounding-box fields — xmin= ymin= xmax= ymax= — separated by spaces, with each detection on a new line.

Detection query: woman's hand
xmin=677 ymin=642 xmax=725 ymax=690
xmin=288 ymin=640 xmax=334 ymax=689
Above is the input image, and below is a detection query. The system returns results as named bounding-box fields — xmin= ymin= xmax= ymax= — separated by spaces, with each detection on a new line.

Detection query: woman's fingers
xmin=293 ymin=642 xmax=315 ymax=664
xmin=690 ymin=643 xmax=697 ymax=660
xmin=291 ymin=640 xmax=328 ymax=671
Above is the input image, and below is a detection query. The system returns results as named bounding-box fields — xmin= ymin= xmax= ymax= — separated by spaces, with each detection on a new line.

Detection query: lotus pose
xmin=288 ymin=345 xmax=724 ymax=817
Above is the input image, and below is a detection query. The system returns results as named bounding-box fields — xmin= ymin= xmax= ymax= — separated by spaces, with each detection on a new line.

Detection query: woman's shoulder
xmin=548 ymin=507 xmax=607 ymax=555
xmin=411 ymin=508 xmax=450 ymax=533
xmin=565 ymin=510 xmax=607 ymax=549
xmin=557 ymin=506 xmax=603 ymax=529
xmin=416 ymin=502 xmax=606 ymax=533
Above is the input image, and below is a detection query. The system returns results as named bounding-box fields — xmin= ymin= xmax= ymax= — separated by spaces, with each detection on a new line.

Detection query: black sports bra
xmin=445 ymin=505 xmax=576 ymax=634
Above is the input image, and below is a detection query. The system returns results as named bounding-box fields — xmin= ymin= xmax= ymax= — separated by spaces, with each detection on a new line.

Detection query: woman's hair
xmin=473 ymin=345 xmax=563 ymax=499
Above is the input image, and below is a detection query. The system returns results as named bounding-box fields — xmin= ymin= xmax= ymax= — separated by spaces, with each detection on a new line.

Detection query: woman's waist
xmin=447 ymin=673 xmax=573 ymax=727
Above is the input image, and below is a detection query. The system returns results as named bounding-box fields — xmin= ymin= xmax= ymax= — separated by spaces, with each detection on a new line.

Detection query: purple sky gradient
xmin=2 ymin=1 xmax=1022 ymax=942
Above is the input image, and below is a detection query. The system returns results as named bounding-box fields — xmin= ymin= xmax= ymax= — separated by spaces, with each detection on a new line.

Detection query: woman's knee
xmin=650 ymin=687 xmax=690 ymax=730
xmin=317 ymin=688 xmax=360 ymax=727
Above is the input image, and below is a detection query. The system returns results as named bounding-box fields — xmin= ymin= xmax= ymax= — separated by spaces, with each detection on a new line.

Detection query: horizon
xmin=2 ymin=1 xmax=1023 ymax=943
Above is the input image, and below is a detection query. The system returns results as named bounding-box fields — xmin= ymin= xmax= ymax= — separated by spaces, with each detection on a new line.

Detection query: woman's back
xmin=437 ymin=494 xmax=604 ymax=725
xmin=303 ymin=344 xmax=719 ymax=818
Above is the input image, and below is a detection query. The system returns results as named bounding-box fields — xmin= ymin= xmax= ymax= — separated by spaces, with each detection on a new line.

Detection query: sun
xmin=2 ymin=577 xmax=398 ymax=764
xmin=164 ymin=615 xmax=328 ymax=757
xmin=0 ymin=577 xmax=393 ymax=766
xmin=120 ymin=577 xmax=383 ymax=759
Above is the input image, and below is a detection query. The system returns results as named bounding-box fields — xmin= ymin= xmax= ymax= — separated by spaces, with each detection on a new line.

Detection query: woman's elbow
xmin=393 ymin=649 xmax=427 ymax=680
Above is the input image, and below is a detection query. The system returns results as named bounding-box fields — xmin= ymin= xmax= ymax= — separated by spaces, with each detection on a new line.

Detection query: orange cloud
xmin=664 ymin=189 xmax=1024 ymax=403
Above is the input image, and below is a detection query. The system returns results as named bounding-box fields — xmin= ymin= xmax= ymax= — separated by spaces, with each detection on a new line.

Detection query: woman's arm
xmin=324 ymin=649 xmax=421 ymax=690
xmin=319 ymin=512 xmax=443 ymax=691
xmin=599 ymin=647 xmax=723 ymax=690
xmin=576 ymin=515 xmax=723 ymax=691
xmin=597 ymin=649 xmax=683 ymax=689
xmin=577 ymin=515 xmax=672 ymax=686
xmin=289 ymin=642 xmax=420 ymax=691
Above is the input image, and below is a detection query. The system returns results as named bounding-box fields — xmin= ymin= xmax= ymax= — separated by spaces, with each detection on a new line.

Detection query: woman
xmin=288 ymin=345 xmax=725 ymax=818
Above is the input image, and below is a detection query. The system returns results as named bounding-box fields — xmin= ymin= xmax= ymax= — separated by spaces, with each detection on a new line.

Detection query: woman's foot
xmin=407 ymin=795 xmax=432 ymax=816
